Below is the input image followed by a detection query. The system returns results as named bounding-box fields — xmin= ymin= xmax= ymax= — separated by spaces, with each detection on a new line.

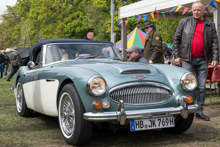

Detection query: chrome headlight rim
xmin=180 ymin=72 xmax=197 ymax=91
xmin=87 ymin=75 xmax=107 ymax=96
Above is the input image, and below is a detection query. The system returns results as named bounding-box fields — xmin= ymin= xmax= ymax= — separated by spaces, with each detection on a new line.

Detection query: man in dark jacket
xmin=6 ymin=47 xmax=22 ymax=81
xmin=0 ymin=51 xmax=5 ymax=78
xmin=84 ymin=32 xmax=94 ymax=40
xmin=2 ymin=52 xmax=10 ymax=75
xmin=126 ymin=45 xmax=149 ymax=64
xmin=173 ymin=1 xmax=219 ymax=121
xmin=142 ymin=20 xmax=164 ymax=64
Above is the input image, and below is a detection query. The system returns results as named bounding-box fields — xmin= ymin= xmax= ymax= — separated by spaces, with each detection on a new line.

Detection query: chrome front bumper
xmin=84 ymin=97 xmax=199 ymax=125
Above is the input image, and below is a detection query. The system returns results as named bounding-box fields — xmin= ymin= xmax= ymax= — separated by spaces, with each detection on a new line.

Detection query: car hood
xmin=56 ymin=60 xmax=164 ymax=82
xmin=96 ymin=62 xmax=156 ymax=77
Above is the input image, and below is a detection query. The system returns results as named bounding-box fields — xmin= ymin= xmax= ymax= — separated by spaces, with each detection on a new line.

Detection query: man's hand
xmin=211 ymin=61 xmax=219 ymax=67
xmin=149 ymin=60 xmax=153 ymax=64
xmin=174 ymin=58 xmax=182 ymax=66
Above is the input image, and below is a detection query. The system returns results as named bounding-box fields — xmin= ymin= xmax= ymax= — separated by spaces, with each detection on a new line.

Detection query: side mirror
xmin=27 ymin=61 xmax=35 ymax=69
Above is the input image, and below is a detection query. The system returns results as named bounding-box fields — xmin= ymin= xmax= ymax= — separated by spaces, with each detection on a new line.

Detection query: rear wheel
xmin=162 ymin=114 xmax=194 ymax=134
xmin=58 ymin=83 xmax=93 ymax=146
xmin=16 ymin=78 xmax=33 ymax=117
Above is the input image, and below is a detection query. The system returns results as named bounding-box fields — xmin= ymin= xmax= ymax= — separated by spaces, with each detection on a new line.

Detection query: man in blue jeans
xmin=173 ymin=1 xmax=219 ymax=121
xmin=2 ymin=52 xmax=10 ymax=75
xmin=0 ymin=51 xmax=5 ymax=78
xmin=6 ymin=47 xmax=22 ymax=81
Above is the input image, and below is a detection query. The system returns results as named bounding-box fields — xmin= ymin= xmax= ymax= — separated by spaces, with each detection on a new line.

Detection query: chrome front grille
xmin=109 ymin=82 xmax=173 ymax=105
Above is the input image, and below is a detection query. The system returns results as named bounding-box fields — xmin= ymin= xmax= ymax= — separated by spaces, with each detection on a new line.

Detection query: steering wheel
xmin=95 ymin=55 xmax=108 ymax=59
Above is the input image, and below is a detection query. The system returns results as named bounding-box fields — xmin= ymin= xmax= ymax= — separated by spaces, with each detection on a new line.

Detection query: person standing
xmin=6 ymin=47 xmax=22 ymax=81
xmin=173 ymin=1 xmax=219 ymax=121
xmin=142 ymin=20 xmax=164 ymax=64
xmin=2 ymin=51 xmax=10 ymax=75
xmin=32 ymin=35 xmax=45 ymax=65
xmin=163 ymin=43 xmax=172 ymax=64
xmin=126 ymin=45 xmax=149 ymax=64
xmin=0 ymin=51 xmax=5 ymax=78
xmin=32 ymin=35 xmax=45 ymax=47
xmin=85 ymin=32 xmax=94 ymax=40
xmin=38 ymin=35 xmax=45 ymax=42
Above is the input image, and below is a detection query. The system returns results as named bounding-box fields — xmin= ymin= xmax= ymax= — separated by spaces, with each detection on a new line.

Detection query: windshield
xmin=45 ymin=43 xmax=122 ymax=65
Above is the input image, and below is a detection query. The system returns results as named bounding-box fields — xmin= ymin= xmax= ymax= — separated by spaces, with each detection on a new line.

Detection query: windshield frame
xmin=42 ymin=42 xmax=122 ymax=66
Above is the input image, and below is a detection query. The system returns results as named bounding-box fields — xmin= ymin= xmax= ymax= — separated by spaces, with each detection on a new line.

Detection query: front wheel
xmin=16 ymin=78 xmax=33 ymax=117
xmin=162 ymin=113 xmax=194 ymax=134
xmin=58 ymin=83 xmax=93 ymax=146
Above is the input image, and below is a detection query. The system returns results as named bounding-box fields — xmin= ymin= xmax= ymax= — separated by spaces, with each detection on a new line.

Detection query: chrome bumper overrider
xmin=84 ymin=97 xmax=200 ymax=125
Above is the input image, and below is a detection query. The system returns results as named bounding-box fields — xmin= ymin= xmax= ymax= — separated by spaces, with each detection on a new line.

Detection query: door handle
xmin=46 ymin=79 xmax=55 ymax=82
xmin=23 ymin=73 xmax=28 ymax=77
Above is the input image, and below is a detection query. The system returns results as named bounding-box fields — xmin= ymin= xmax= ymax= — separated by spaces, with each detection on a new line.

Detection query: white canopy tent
xmin=118 ymin=0 xmax=220 ymax=59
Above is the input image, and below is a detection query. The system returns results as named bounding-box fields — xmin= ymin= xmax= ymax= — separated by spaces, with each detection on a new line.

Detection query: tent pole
xmin=110 ymin=0 xmax=115 ymax=44
xmin=23 ymin=25 xmax=28 ymax=47
xmin=27 ymin=25 xmax=31 ymax=47
xmin=121 ymin=18 xmax=127 ymax=61
xmin=213 ymin=0 xmax=220 ymax=58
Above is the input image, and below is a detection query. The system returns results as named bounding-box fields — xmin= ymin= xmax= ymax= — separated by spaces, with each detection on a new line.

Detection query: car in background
xmin=12 ymin=39 xmax=199 ymax=146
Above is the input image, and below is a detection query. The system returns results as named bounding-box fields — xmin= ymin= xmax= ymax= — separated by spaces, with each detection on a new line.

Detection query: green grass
xmin=0 ymin=75 xmax=67 ymax=147
xmin=204 ymin=88 xmax=220 ymax=107
xmin=0 ymin=74 xmax=219 ymax=147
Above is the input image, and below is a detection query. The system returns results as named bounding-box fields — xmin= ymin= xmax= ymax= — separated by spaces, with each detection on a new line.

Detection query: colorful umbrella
xmin=163 ymin=42 xmax=173 ymax=49
xmin=116 ymin=27 xmax=147 ymax=50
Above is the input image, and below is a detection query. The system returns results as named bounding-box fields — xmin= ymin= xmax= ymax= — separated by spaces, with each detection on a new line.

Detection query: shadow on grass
xmin=87 ymin=124 xmax=218 ymax=147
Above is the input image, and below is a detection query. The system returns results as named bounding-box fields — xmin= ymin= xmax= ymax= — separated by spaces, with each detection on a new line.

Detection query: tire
xmin=58 ymin=83 xmax=93 ymax=146
xmin=16 ymin=78 xmax=33 ymax=117
xmin=162 ymin=114 xmax=194 ymax=134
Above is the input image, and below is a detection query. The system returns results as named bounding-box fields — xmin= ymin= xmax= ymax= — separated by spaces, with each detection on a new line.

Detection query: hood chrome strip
xmin=120 ymin=69 xmax=151 ymax=74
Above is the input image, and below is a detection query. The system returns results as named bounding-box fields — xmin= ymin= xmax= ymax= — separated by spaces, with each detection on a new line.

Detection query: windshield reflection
xmin=45 ymin=44 xmax=121 ymax=64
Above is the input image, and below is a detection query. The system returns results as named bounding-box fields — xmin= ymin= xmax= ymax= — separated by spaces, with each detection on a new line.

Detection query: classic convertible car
xmin=12 ymin=39 xmax=199 ymax=146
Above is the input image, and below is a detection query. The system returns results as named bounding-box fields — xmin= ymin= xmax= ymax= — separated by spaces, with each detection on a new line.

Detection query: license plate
xmin=130 ymin=116 xmax=175 ymax=131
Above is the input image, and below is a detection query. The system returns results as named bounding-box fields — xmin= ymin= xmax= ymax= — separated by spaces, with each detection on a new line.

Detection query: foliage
xmin=153 ymin=19 xmax=180 ymax=43
xmin=0 ymin=0 xmax=179 ymax=49
xmin=0 ymin=6 xmax=20 ymax=50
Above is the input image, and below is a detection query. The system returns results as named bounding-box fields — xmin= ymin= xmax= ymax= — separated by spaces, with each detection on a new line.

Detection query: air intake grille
xmin=121 ymin=69 xmax=151 ymax=74
xmin=109 ymin=83 xmax=173 ymax=105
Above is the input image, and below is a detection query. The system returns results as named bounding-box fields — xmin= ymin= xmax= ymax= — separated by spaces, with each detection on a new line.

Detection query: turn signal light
xmin=93 ymin=101 xmax=101 ymax=110
xmin=186 ymin=96 xmax=193 ymax=104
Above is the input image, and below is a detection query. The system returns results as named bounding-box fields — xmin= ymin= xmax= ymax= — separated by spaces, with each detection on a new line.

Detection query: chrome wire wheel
xmin=59 ymin=92 xmax=75 ymax=138
xmin=16 ymin=82 xmax=23 ymax=113
xmin=58 ymin=83 xmax=93 ymax=146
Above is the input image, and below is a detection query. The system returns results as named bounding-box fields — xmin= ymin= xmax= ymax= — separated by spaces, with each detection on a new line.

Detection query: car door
xmin=22 ymin=65 xmax=42 ymax=112
xmin=35 ymin=45 xmax=59 ymax=116
xmin=22 ymin=49 xmax=43 ymax=112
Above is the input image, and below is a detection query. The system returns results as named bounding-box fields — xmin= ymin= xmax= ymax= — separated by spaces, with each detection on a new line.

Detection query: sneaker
xmin=195 ymin=113 xmax=210 ymax=121
xmin=6 ymin=79 xmax=10 ymax=81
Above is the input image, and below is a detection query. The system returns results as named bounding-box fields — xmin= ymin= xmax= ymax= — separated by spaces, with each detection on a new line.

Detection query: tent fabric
xmin=6 ymin=48 xmax=31 ymax=66
xmin=118 ymin=0 xmax=213 ymax=19
xmin=6 ymin=48 xmax=31 ymax=59
xmin=116 ymin=27 xmax=147 ymax=50
xmin=163 ymin=42 xmax=173 ymax=49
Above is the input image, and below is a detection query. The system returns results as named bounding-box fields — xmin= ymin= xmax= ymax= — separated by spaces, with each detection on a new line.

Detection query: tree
xmin=0 ymin=6 xmax=20 ymax=49
xmin=153 ymin=19 xmax=180 ymax=44
xmin=0 ymin=0 xmax=179 ymax=49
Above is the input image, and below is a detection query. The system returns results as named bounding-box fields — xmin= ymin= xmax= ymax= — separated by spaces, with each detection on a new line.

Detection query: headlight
xmin=181 ymin=73 xmax=197 ymax=91
xmin=87 ymin=76 xmax=107 ymax=96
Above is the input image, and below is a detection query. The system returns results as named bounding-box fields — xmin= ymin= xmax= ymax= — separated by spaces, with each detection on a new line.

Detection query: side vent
xmin=121 ymin=69 xmax=151 ymax=74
